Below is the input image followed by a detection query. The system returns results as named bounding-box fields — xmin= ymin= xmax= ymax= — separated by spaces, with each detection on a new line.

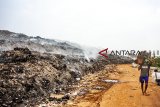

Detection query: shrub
xmin=151 ymin=57 xmax=160 ymax=68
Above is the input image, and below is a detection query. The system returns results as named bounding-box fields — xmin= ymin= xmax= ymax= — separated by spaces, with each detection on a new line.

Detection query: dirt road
xmin=67 ymin=64 xmax=160 ymax=107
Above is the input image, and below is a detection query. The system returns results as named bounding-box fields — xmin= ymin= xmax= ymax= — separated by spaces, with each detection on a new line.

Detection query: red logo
xmin=98 ymin=48 xmax=108 ymax=59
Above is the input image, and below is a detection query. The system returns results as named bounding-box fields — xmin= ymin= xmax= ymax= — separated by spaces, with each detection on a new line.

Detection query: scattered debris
xmin=77 ymin=88 xmax=89 ymax=96
xmin=132 ymin=63 xmax=138 ymax=68
xmin=0 ymin=48 xmax=109 ymax=106
xmin=92 ymin=86 xmax=105 ymax=90
xmin=0 ymin=30 xmax=134 ymax=106
xmin=102 ymin=79 xmax=119 ymax=83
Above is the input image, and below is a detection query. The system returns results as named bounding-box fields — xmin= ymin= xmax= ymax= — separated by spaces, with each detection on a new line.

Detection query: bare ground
xmin=66 ymin=64 xmax=160 ymax=107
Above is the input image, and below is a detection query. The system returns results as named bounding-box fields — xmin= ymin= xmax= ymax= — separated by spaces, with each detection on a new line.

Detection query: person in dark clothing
xmin=138 ymin=58 xmax=150 ymax=95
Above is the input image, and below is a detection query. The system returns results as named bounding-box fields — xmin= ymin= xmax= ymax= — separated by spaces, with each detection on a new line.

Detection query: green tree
xmin=155 ymin=57 xmax=160 ymax=68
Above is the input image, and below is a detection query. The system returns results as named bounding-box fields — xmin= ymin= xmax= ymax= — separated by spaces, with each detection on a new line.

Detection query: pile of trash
xmin=0 ymin=47 xmax=35 ymax=63
xmin=0 ymin=48 xmax=109 ymax=106
xmin=0 ymin=48 xmax=60 ymax=106
xmin=0 ymin=30 xmax=134 ymax=106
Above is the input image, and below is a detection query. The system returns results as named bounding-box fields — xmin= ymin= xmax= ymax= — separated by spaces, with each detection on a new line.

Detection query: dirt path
xmin=67 ymin=64 xmax=160 ymax=107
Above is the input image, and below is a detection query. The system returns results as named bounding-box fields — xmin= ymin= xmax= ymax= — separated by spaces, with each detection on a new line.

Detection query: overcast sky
xmin=0 ymin=0 xmax=160 ymax=50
